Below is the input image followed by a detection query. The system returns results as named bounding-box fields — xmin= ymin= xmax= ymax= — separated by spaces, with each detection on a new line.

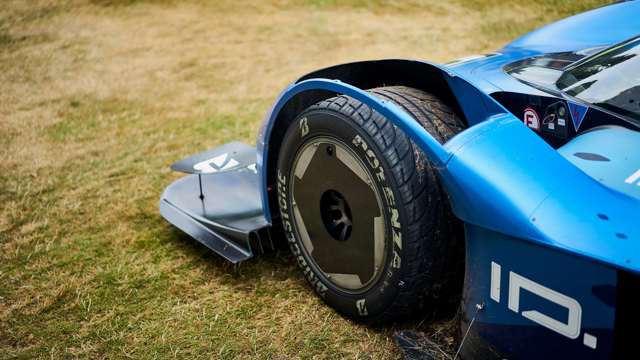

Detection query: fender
xmin=441 ymin=117 xmax=640 ymax=274
xmin=256 ymin=59 xmax=504 ymax=224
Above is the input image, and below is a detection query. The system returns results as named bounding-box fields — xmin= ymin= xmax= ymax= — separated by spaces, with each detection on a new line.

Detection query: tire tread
xmin=298 ymin=86 xmax=465 ymax=322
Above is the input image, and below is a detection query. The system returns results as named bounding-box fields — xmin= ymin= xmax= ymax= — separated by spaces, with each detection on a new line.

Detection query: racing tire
xmin=276 ymin=86 xmax=465 ymax=323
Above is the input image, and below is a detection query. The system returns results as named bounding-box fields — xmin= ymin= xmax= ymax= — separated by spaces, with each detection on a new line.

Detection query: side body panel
xmin=461 ymin=225 xmax=617 ymax=359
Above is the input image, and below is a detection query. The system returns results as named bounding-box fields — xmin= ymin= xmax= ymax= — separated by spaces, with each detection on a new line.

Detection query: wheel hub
xmin=320 ymin=189 xmax=353 ymax=242
xmin=290 ymin=137 xmax=386 ymax=292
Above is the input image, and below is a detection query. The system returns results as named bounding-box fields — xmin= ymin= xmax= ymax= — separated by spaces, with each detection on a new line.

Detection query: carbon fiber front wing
xmin=159 ymin=142 xmax=272 ymax=263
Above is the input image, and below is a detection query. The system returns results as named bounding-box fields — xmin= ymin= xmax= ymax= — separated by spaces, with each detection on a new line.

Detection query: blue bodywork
xmin=252 ymin=2 xmax=640 ymax=358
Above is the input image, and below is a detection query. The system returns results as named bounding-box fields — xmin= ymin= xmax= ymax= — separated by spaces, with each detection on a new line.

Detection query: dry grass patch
xmin=1 ymin=0 xmax=610 ymax=358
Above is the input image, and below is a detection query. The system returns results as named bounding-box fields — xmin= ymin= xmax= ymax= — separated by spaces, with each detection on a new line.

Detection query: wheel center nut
xmin=320 ymin=189 xmax=353 ymax=241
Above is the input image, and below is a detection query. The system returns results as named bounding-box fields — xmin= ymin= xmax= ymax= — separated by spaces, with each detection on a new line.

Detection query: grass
xmin=0 ymin=0 xmax=610 ymax=358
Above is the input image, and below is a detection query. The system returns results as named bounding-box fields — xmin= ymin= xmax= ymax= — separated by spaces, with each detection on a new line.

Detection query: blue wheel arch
xmin=256 ymin=59 xmax=504 ymax=225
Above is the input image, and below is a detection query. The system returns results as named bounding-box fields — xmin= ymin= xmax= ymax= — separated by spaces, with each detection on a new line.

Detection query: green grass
xmin=0 ymin=0 xmax=611 ymax=358
xmin=89 ymin=0 xmax=176 ymax=7
xmin=0 ymin=32 xmax=12 ymax=46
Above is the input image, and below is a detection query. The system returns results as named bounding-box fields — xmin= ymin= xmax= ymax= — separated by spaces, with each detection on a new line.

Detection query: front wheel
xmin=276 ymin=86 xmax=465 ymax=323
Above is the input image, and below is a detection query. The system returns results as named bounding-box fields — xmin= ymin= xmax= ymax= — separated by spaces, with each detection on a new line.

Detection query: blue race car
xmin=160 ymin=2 xmax=640 ymax=358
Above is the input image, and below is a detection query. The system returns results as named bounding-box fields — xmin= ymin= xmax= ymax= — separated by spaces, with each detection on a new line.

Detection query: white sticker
xmin=491 ymin=261 xmax=597 ymax=350
xmin=625 ymin=169 xmax=640 ymax=186
xmin=523 ymin=108 xmax=540 ymax=131
xmin=508 ymin=271 xmax=581 ymax=339
xmin=193 ymin=153 xmax=239 ymax=173
xmin=490 ymin=261 xmax=501 ymax=303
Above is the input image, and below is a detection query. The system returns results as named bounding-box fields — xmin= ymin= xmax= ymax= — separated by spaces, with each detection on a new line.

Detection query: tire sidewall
xmin=276 ymin=109 xmax=408 ymax=320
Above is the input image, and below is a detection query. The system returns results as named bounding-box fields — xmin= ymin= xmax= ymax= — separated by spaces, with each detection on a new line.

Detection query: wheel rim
xmin=289 ymin=136 xmax=386 ymax=293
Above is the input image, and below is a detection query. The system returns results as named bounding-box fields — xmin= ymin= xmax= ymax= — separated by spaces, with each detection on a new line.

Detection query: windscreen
xmin=556 ymin=36 xmax=640 ymax=124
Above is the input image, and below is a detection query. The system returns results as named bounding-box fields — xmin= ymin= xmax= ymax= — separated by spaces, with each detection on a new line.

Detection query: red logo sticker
xmin=523 ymin=108 xmax=540 ymax=131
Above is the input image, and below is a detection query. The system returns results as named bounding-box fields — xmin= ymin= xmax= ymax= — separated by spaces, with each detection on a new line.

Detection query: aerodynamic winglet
xmin=170 ymin=141 xmax=256 ymax=174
